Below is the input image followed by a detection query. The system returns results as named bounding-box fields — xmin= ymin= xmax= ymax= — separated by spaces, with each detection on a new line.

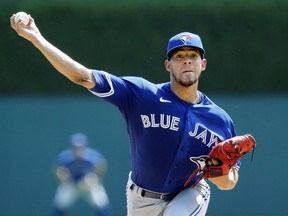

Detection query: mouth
xmin=182 ymin=70 xmax=194 ymax=74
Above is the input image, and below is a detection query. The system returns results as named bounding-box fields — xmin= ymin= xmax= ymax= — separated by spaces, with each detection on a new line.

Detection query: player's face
xmin=165 ymin=48 xmax=207 ymax=87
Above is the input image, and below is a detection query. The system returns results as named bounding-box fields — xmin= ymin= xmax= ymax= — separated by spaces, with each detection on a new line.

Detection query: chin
xmin=178 ymin=79 xmax=198 ymax=87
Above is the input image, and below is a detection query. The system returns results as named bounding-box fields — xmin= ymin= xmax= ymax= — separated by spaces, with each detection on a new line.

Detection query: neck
xmin=170 ymin=82 xmax=199 ymax=104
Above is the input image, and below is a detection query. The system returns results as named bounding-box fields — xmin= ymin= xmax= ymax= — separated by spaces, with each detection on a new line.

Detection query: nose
xmin=183 ymin=56 xmax=192 ymax=64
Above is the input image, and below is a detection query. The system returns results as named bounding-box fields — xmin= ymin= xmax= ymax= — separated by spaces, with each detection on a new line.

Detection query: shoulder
xmin=200 ymin=92 xmax=236 ymax=136
xmin=201 ymin=92 xmax=232 ymax=117
xmin=85 ymin=148 xmax=106 ymax=162
xmin=92 ymin=69 xmax=163 ymax=88
xmin=91 ymin=70 xmax=171 ymax=99
xmin=58 ymin=149 xmax=71 ymax=157
xmin=90 ymin=70 xmax=160 ymax=92
xmin=57 ymin=149 xmax=74 ymax=164
xmin=86 ymin=147 xmax=101 ymax=156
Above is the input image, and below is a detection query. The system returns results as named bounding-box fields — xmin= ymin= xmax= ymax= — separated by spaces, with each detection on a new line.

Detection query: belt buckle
xmin=160 ymin=194 xmax=164 ymax=200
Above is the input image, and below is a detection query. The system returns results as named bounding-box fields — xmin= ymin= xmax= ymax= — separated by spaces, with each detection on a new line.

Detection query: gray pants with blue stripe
xmin=126 ymin=173 xmax=210 ymax=216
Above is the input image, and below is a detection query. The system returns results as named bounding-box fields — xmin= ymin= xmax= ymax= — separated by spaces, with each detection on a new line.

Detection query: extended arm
xmin=10 ymin=13 xmax=95 ymax=89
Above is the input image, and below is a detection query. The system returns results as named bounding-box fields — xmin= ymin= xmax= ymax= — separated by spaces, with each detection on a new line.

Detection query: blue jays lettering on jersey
xmin=89 ymin=70 xmax=236 ymax=193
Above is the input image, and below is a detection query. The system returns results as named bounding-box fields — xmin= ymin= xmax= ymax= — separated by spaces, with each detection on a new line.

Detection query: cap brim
xmin=167 ymin=45 xmax=205 ymax=59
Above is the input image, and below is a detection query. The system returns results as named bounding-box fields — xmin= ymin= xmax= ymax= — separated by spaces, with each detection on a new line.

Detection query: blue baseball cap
xmin=166 ymin=32 xmax=205 ymax=59
xmin=70 ymin=133 xmax=88 ymax=147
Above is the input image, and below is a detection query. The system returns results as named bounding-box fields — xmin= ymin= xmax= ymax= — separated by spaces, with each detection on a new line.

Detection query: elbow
xmin=217 ymin=182 xmax=237 ymax=190
xmin=70 ymin=70 xmax=95 ymax=89
xmin=70 ymin=77 xmax=95 ymax=89
xmin=209 ymin=179 xmax=238 ymax=191
xmin=217 ymin=175 xmax=238 ymax=190
xmin=71 ymin=77 xmax=86 ymax=86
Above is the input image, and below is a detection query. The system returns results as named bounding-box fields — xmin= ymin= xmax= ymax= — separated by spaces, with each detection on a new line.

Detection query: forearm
xmin=208 ymin=168 xmax=238 ymax=190
xmin=31 ymin=34 xmax=95 ymax=88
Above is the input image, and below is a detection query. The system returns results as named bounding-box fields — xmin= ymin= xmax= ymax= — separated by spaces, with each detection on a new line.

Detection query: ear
xmin=164 ymin=60 xmax=171 ymax=72
xmin=201 ymin=58 xmax=207 ymax=71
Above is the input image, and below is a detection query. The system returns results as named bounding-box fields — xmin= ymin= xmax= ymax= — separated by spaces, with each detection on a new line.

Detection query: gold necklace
xmin=192 ymin=92 xmax=199 ymax=104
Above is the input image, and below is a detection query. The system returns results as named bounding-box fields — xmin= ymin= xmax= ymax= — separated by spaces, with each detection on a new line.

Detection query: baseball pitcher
xmin=11 ymin=13 xmax=255 ymax=216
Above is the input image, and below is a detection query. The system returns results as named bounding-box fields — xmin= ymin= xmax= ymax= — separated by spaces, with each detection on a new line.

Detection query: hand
xmin=10 ymin=14 xmax=41 ymax=43
xmin=56 ymin=167 xmax=71 ymax=182
xmin=206 ymin=158 xmax=220 ymax=166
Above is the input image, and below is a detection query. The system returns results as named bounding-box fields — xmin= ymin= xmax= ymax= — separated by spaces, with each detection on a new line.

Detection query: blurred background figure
xmin=52 ymin=133 xmax=112 ymax=216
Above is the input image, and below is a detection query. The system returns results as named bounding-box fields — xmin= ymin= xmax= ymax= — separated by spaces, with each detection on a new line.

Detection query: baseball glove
xmin=184 ymin=134 xmax=256 ymax=187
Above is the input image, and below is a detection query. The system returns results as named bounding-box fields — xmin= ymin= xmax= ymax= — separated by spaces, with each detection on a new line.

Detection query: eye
xmin=186 ymin=52 xmax=199 ymax=58
xmin=174 ymin=53 xmax=184 ymax=60
xmin=191 ymin=53 xmax=199 ymax=59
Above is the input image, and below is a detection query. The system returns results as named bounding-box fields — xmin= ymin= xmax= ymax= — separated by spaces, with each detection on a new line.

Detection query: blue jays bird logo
xmin=189 ymin=156 xmax=208 ymax=175
xmin=178 ymin=34 xmax=192 ymax=43
xmin=184 ymin=155 xmax=208 ymax=187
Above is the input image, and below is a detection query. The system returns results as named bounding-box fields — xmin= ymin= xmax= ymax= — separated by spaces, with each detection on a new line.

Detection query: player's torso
xmin=124 ymin=82 xmax=231 ymax=192
xmin=90 ymin=71 xmax=234 ymax=192
xmin=59 ymin=148 xmax=98 ymax=181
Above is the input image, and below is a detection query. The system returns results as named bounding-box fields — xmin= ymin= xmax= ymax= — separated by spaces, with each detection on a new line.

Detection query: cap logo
xmin=178 ymin=34 xmax=192 ymax=43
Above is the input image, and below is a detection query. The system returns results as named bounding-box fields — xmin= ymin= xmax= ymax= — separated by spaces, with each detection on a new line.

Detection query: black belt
xmin=129 ymin=183 xmax=177 ymax=201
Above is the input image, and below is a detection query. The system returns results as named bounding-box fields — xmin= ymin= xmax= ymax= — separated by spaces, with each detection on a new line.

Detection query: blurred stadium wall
xmin=1 ymin=0 xmax=287 ymax=215
xmin=1 ymin=96 xmax=287 ymax=216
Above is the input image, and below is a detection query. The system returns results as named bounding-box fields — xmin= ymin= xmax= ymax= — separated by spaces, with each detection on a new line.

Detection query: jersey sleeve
xmin=223 ymin=115 xmax=237 ymax=139
xmin=88 ymin=70 xmax=147 ymax=116
xmin=88 ymin=70 xmax=115 ymax=97
xmin=57 ymin=150 xmax=73 ymax=166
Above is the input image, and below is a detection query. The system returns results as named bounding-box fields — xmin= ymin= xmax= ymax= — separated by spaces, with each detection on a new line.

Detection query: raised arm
xmin=10 ymin=13 xmax=95 ymax=89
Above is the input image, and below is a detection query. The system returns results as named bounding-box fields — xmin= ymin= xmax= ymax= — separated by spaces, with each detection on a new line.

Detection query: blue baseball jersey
xmin=57 ymin=147 xmax=106 ymax=182
xmin=89 ymin=70 xmax=237 ymax=193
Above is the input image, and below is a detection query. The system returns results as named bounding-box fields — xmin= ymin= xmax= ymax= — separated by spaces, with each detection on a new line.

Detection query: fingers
xmin=10 ymin=13 xmax=37 ymax=41
xmin=206 ymin=158 xmax=220 ymax=166
xmin=10 ymin=13 xmax=32 ymax=31
xmin=10 ymin=14 xmax=26 ymax=33
xmin=10 ymin=14 xmax=17 ymax=29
